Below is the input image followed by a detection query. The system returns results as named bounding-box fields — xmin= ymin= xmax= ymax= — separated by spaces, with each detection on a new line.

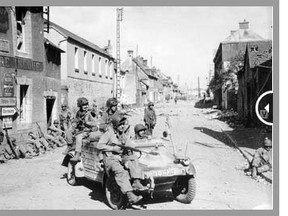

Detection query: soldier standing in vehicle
xmin=59 ymin=103 xmax=71 ymax=132
xmin=251 ymin=137 xmax=272 ymax=179
xmin=97 ymin=114 xmax=144 ymax=204
xmin=144 ymin=102 xmax=157 ymax=136
xmin=70 ymin=97 xmax=98 ymax=162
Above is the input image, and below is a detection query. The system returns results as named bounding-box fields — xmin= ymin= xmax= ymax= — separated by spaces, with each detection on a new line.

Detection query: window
xmin=74 ymin=47 xmax=79 ymax=72
xmin=99 ymin=57 xmax=102 ymax=76
xmin=84 ymin=51 xmax=87 ymax=74
xmin=19 ymin=84 xmax=32 ymax=123
xmin=15 ymin=7 xmax=27 ymax=52
xmin=92 ymin=54 xmax=95 ymax=76
xmin=105 ymin=59 xmax=108 ymax=77
xmin=109 ymin=61 xmax=113 ymax=79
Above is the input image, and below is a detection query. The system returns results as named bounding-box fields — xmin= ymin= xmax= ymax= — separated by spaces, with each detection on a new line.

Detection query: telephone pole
xmin=115 ymin=8 xmax=123 ymax=100
xmin=198 ymin=76 xmax=201 ymax=98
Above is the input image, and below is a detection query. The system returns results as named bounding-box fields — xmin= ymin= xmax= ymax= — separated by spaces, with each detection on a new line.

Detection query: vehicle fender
xmin=186 ymin=162 xmax=196 ymax=176
xmin=61 ymin=152 xmax=74 ymax=167
xmin=74 ymin=160 xmax=85 ymax=177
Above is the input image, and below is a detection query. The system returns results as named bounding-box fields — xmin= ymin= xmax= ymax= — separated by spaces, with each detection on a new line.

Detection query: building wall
xmin=66 ymin=40 xmax=114 ymax=110
xmin=0 ymin=7 xmax=61 ymax=143
xmin=45 ymin=27 xmax=115 ymax=111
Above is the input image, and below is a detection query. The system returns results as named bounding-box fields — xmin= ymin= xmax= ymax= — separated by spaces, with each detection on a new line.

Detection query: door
xmin=46 ymin=98 xmax=55 ymax=127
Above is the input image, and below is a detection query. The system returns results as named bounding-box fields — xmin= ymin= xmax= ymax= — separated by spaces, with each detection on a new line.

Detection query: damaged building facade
xmin=213 ymin=19 xmax=270 ymax=110
xmin=0 ymin=7 xmax=62 ymax=142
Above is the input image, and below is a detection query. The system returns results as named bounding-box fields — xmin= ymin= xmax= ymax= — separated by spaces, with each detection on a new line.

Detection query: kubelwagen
xmin=62 ymin=135 xmax=196 ymax=209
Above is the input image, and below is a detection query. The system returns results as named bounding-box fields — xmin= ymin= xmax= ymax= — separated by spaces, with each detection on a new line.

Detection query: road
xmin=0 ymin=101 xmax=272 ymax=210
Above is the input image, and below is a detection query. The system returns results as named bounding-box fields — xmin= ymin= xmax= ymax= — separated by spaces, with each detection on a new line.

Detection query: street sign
xmin=0 ymin=97 xmax=16 ymax=107
xmin=0 ymin=107 xmax=17 ymax=116
xmin=2 ymin=116 xmax=12 ymax=129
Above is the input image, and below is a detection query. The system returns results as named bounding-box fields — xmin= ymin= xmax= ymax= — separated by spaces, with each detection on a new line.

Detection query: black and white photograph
xmin=0 ymin=6 xmax=275 ymax=211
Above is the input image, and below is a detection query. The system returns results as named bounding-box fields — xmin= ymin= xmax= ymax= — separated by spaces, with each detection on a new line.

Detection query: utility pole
xmin=198 ymin=76 xmax=201 ymax=98
xmin=115 ymin=8 xmax=123 ymax=101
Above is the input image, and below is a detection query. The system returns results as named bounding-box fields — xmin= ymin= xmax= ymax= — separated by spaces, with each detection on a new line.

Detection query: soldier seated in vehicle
xmin=97 ymin=114 xmax=145 ymax=205
xmin=251 ymin=137 xmax=272 ymax=179
xmin=70 ymin=97 xmax=98 ymax=162
xmin=134 ymin=124 xmax=148 ymax=140
xmin=99 ymin=97 xmax=128 ymax=133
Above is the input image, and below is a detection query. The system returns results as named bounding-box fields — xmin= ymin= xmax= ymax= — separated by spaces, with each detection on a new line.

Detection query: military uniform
xmin=59 ymin=105 xmax=71 ymax=132
xmin=144 ymin=102 xmax=156 ymax=136
xmin=251 ymin=138 xmax=272 ymax=178
xmin=97 ymin=114 xmax=143 ymax=204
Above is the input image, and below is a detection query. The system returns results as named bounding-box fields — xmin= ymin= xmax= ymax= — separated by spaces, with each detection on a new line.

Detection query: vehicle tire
xmin=67 ymin=162 xmax=79 ymax=186
xmin=105 ymin=174 xmax=128 ymax=210
xmin=172 ymin=176 xmax=196 ymax=204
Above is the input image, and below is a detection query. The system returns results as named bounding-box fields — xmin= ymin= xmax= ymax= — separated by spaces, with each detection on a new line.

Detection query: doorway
xmin=46 ymin=97 xmax=55 ymax=127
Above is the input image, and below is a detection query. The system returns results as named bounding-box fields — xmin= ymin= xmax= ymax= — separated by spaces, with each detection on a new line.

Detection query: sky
xmin=49 ymin=6 xmax=272 ymax=89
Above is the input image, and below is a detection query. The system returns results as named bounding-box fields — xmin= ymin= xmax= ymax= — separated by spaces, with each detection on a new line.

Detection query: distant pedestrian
xmin=251 ymin=137 xmax=272 ymax=179
xmin=174 ymin=97 xmax=178 ymax=104
xmin=144 ymin=102 xmax=157 ymax=136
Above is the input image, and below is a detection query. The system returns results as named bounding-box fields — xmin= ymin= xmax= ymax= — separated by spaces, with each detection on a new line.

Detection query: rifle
xmin=36 ymin=122 xmax=45 ymax=138
xmin=3 ymin=123 xmax=19 ymax=159
xmin=111 ymin=143 xmax=159 ymax=155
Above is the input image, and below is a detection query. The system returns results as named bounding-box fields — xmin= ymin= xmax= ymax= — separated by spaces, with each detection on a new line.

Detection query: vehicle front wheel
xmin=67 ymin=162 xmax=79 ymax=186
xmin=105 ymin=175 xmax=128 ymax=210
xmin=172 ymin=176 xmax=196 ymax=204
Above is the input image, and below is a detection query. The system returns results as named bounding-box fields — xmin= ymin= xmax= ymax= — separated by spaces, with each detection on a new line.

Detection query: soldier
xmin=134 ymin=124 xmax=148 ymax=140
xmin=70 ymin=97 xmax=98 ymax=162
xmin=48 ymin=120 xmax=67 ymax=147
xmin=144 ymin=102 xmax=157 ymax=136
xmin=97 ymin=114 xmax=144 ymax=204
xmin=99 ymin=97 xmax=119 ymax=132
xmin=59 ymin=103 xmax=71 ymax=132
xmin=251 ymin=137 xmax=272 ymax=179
xmin=26 ymin=132 xmax=47 ymax=155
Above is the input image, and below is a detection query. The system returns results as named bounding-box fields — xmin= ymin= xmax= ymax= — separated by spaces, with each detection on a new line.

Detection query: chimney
xmin=239 ymin=19 xmax=249 ymax=30
xmin=143 ymin=60 xmax=148 ymax=66
xmin=139 ymin=57 xmax=144 ymax=63
xmin=104 ymin=40 xmax=112 ymax=55
xmin=127 ymin=50 xmax=134 ymax=58
xmin=230 ymin=30 xmax=236 ymax=35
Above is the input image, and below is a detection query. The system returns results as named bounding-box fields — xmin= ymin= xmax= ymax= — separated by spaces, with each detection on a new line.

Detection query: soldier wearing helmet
xmin=99 ymin=97 xmax=124 ymax=132
xmin=97 ymin=113 xmax=145 ymax=205
xmin=144 ymin=102 xmax=157 ymax=136
xmin=59 ymin=102 xmax=71 ymax=132
xmin=70 ymin=97 xmax=99 ymax=162
xmin=134 ymin=124 xmax=148 ymax=140
xmin=251 ymin=137 xmax=272 ymax=179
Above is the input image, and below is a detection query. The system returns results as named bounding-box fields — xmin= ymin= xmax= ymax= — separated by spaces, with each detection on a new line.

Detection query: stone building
xmin=0 ymin=7 xmax=62 ymax=142
xmin=45 ymin=21 xmax=115 ymax=111
xmin=213 ymin=19 xmax=270 ymax=110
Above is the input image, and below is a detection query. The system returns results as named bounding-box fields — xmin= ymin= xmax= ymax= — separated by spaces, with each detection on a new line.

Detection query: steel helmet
xmin=53 ymin=119 xmax=60 ymax=124
xmin=106 ymin=97 xmax=118 ymax=109
xmin=111 ymin=114 xmax=127 ymax=129
xmin=77 ymin=97 xmax=89 ymax=107
xmin=264 ymin=137 xmax=272 ymax=147
xmin=148 ymin=102 xmax=154 ymax=107
xmin=134 ymin=124 xmax=147 ymax=135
